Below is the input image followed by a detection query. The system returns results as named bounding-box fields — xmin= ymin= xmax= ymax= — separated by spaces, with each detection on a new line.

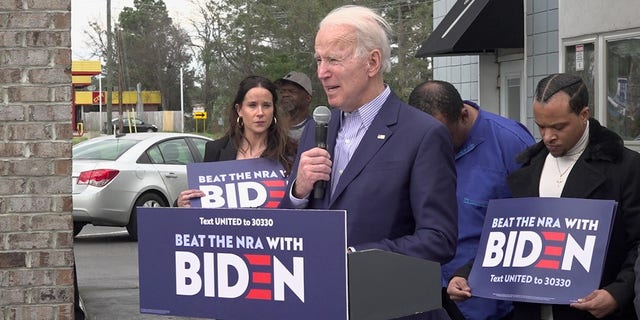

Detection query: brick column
xmin=0 ymin=1 xmax=75 ymax=319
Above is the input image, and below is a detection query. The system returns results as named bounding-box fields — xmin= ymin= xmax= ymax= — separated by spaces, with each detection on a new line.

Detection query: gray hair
xmin=319 ymin=5 xmax=392 ymax=73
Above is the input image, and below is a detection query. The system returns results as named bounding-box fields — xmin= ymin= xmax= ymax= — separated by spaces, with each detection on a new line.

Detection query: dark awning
xmin=415 ymin=0 xmax=523 ymax=57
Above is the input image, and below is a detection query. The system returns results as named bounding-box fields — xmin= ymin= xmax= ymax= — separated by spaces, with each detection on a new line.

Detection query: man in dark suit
xmin=447 ymin=73 xmax=640 ymax=320
xmin=279 ymin=5 xmax=458 ymax=318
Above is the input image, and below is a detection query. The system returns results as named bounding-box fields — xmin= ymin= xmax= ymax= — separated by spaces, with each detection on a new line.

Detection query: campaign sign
xmin=137 ymin=207 xmax=348 ymax=320
xmin=187 ymin=158 xmax=287 ymax=209
xmin=468 ymin=197 xmax=616 ymax=304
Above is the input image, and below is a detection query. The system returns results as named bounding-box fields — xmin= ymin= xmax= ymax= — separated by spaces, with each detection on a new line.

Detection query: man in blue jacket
xmin=409 ymin=80 xmax=535 ymax=320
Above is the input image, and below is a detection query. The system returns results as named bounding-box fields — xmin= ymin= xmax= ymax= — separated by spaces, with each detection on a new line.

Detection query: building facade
xmin=420 ymin=0 xmax=640 ymax=150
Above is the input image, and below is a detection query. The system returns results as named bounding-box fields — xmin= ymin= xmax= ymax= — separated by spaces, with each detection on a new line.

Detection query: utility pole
xmin=105 ymin=0 xmax=114 ymax=134
xmin=180 ymin=67 xmax=184 ymax=133
xmin=116 ymin=29 xmax=125 ymax=134
xmin=96 ymin=73 xmax=104 ymax=133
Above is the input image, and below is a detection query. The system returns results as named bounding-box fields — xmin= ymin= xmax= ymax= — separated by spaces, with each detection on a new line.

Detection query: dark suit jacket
xmin=279 ymin=91 xmax=458 ymax=263
xmin=506 ymin=118 xmax=640 ymax=320
xmin=203 ymin=136 xmax=236 ymax=162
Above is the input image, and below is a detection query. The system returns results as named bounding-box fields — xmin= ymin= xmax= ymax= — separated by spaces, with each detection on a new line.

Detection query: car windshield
xmin=73 ymin=138 xmax=139 ymax=160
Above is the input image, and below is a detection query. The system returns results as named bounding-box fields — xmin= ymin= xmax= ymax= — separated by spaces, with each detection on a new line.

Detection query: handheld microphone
xmin=312 ymin=106 xmax=331 ymax=199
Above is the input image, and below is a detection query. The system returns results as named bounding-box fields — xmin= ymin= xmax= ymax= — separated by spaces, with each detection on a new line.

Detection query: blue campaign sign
xmin=137 ymin=207 xmax=348 ymax=320
xmin=187 ymin=158 xmax=287 ymax=209
xmin=469 ymin=197 xmax=616 ymax=304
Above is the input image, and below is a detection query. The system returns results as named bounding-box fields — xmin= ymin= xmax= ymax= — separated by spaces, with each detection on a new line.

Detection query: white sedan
xmin=72 ymin=132 xmax=212 ymax=240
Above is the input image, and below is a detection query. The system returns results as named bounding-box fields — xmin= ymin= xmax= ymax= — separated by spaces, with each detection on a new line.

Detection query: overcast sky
xmin=71 ymin=0 xmax=199 ymax=60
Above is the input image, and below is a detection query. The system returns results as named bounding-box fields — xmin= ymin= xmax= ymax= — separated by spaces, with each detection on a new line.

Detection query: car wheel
xmin=73 ymin=222 xmax=86 ymax=237
xmin=126 ymin=192 xmax=168 ymax=241
xmin=146 ymin=128 xmax=155 ymax=132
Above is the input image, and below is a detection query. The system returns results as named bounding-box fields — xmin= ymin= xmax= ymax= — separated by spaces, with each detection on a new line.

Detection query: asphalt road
xmin=73 ymin=226 xmax=202 ymax=320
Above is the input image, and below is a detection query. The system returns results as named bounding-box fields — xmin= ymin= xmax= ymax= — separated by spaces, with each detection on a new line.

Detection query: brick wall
xmin=0 ymin=1 xmax=74 ymax=319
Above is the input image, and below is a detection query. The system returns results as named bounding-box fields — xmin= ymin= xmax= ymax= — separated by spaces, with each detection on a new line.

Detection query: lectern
xmin=348 ymin=250 xmax=442 ymax=320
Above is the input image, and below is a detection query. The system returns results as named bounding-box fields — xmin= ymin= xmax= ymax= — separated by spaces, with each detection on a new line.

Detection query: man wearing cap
xmin=275 ymin=71 xmax=313 ymax=140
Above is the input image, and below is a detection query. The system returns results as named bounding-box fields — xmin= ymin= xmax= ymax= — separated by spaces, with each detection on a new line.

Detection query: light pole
xmin=96 ymin=74 xmax=105 ymax=133
xmin=180 ymin=67 xmax=184 ymax=133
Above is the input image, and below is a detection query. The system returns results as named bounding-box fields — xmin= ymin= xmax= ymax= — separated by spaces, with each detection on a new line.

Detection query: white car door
xmin=150 ymin=139 xmax=196 ymax=205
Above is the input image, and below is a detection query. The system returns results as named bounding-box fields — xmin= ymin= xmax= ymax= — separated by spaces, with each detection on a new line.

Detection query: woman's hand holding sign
xmin=177 ymin=189 xmax=205 ymax=207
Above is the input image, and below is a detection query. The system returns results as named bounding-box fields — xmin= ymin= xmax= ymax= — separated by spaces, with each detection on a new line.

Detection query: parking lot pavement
xmin=74 ymin=226 xmax=200 ymax=319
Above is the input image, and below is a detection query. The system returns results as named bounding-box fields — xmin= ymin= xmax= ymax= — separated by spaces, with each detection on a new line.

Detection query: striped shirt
xmin=331 ymin=86 xmax=390 ymax=193
xmin=289 ymin=85 xmax=391 ymax=205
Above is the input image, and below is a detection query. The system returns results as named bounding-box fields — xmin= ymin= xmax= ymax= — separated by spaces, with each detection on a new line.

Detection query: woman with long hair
xmin=176 ymin=75 xmax=297 ymax=207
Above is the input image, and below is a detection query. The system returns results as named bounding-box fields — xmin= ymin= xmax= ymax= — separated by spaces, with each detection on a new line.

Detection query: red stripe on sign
xmin=244 ymin=254 xmax=271 ymax=266
xmin=269 ymin=190 xmax=285 ymax=198
xmin=535 ymin=259 xmax=560 ymax=269
xmin=541 ymin=231 xmax=566 ymax=242
xmin=264 ymin=201 xmax=280 ymax=208
xmin=252 ymin=272 xmax=272 ymax=284
xmin=246 ymin=289 xmax=272 ymax=300
xmin=263 ymin=180 xmax=285 ymax=187
xmin=544 ymin=246 xmax=563 ymax=256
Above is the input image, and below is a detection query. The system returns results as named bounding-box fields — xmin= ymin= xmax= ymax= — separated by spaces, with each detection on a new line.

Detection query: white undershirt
xmin=539 ymin=121 xmax=589 ymax=197
xmin=538 ymin=121 xmax=589 ymax=319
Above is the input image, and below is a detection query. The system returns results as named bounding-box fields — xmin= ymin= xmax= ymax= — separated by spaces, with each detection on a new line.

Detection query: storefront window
xmin=606 ymin=37 xmax=640 ymax=140
xmin=565 ymin=43 xmax=596 ymax=114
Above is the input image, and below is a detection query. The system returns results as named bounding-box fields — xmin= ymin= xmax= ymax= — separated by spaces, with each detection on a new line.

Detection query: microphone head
xmin=313 ymin=106 xmax=331 ymax=125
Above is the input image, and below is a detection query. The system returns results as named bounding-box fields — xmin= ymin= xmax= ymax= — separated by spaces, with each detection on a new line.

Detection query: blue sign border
xmin=138 ymin=207 xmax=347 ymax=320
xmin=469 ymin=197 xmax=616 ymax=304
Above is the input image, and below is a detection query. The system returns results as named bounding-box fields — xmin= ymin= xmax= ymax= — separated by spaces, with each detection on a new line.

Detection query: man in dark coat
xmin=280 ymin=5 xmax=457 ymax=319
xmin=447 ymin=73 xmax=640 ymax=319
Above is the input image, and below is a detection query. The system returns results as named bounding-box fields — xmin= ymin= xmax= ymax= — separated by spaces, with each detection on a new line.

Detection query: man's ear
xmin=366 ymin=49 xmax=382 ymax=77
xmin=580 ymin=106 xmax=590 ymax=122
xmin=460 ymin=107 xmax=468 ymax=119
xmin=460 ymin=107 xmax=471 ymax=125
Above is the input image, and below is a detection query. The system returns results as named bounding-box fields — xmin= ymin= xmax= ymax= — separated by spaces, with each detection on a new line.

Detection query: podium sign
xmin=469 ymin=197 xmax=616 ymax=304
xmin=138 ymin=207 xmax=347 ymax=320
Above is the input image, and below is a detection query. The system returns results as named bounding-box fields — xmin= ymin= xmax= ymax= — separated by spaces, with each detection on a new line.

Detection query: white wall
xmin=560 ymin=0 xmax=640 ymax=39
xmin=478 ymin=55 xmax=500 ymax=114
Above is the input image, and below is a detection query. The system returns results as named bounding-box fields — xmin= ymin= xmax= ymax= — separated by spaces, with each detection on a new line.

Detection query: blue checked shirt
xmin=290 ymin=86 xmax=391 ymax=205
xmin=331 ymin=86 xmax=390 ymax=193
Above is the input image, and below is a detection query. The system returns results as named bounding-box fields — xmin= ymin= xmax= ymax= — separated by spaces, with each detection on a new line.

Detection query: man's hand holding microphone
xmin=292 ymin=106 xmax=332 ymax=199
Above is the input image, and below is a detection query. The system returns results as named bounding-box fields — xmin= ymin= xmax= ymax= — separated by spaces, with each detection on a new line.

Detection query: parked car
xmin=111 ymin=117 xmax=158 ymax=133
xmin=72 ymin=132 xmax=212 ymax=239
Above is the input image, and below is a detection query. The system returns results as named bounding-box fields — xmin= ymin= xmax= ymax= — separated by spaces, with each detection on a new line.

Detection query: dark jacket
xmin=505 ymin=118 xmax=640 ymax=320
xmin=279 ymin=92 xmax=458 ymax=262
xmin=203 ymin=136 xmax=236 ymax=162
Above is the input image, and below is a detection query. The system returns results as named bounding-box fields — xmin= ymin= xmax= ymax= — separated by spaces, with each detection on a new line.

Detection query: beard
xmin=281 ymin=100 xmax=296 ymax=112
